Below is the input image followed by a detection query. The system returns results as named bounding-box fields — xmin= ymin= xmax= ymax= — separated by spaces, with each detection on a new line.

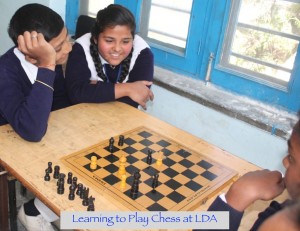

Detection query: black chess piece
xmin=57 ymin=173 xmax=65 ymax=186
xmin=76 ymin=183 xmax=83 ymax=196
xmin=67 ymin=172 xmax=73 ymax=184
xmin=130 ymin=170 xmax=141 ymax=199
xmin=47 ymin=162 xmax=53 ymax=173
xmin=152 ymin=173 xmax=159 ymax=191
xmin=57 ymin=174 xmax=65 ymax=195
xmin=80 ymin=186 xmax=86 ymax=199
xmin=72 ymin=177 xmax=78 ymax=188
xmin=82 ymin=188 xmax=89 ymax=206
xmin=118 ymin=135 xmax=124 ymax=146
xmin=146 ymin=149 xmax=153 ymax=165
xmin=87 ymin=196 xmax=95 ymax=211
xmin=68 ymin=184 xmax=76 ymax=200
xmin=44 ymin=168 xmax=50 ymax=181
xmin=53 ymin=165 xmax=60 ymax=179
xmin=109 ymin=137 xmax=114 ymax=153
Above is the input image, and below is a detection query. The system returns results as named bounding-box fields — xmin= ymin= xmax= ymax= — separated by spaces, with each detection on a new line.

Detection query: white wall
xmin=0 ymin=0 xmax=65 ymax=54
xmin=146 ymin=85 xmax=287 ymax=172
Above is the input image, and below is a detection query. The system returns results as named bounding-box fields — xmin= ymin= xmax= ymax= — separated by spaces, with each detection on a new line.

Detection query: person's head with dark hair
xmin=89 ymin=4 xmax=136 ymax=83
xmin=91 ymin=4 xmax=136 ymax=41
xmin=8 ymin=3 xmax=72 ymax=67
xmin=8 ymin=3 xmax=64 ymax=45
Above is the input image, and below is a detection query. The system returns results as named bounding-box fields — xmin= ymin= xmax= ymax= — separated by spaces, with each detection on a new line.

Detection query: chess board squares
xmin=197 ymin=159 xmax=214 ymax=169
xmin=123 ymin=137 xmax=136 ymax=146
xmin=169 ymin=162 xmax=191 ymax=173
xmin=104 ymin=145 xmax=120 ymax=153
xmin=138 ymin=131 xmax=152 ymax=138
xmin=139 ymin=139 xmax=154 ymax=147
xmin=147 ymin=143 xmax=166 ymax=152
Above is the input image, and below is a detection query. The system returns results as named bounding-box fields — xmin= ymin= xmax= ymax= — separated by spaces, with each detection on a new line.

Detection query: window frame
xmin=65 ymin=0 xmax=300 ymax=112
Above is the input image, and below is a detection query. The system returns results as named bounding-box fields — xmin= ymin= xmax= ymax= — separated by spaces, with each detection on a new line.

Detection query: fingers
xmin=141 ymin=81 xmax=153 ymax=86
xmin=148 ymin=90 xmax=154 ymax=101
xmin=17 ymin=31 xmax=40 ymax=56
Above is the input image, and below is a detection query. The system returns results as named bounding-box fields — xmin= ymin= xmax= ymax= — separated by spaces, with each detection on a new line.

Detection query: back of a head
xmin=91 ymin=4 xmax=136 ymax=39
xmin=8 ymin=3 xmax=64 ymax=46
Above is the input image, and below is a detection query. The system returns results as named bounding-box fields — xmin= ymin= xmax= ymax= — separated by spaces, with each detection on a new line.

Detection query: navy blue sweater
xmin=193 ymin=196 xmax=285 ymax=231
xmin=0 ymin=48 xmax=71 ymax=141
xmin=65 ymin=41 xmax=154 ymax=108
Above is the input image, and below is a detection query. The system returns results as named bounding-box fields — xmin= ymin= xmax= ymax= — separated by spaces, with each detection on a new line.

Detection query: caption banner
xmin=61 ymin=211 xmax=229 ymax=229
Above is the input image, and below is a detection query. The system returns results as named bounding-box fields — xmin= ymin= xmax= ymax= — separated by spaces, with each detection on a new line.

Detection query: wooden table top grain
xmin=0 ymin=102 xmax=289 ymax=231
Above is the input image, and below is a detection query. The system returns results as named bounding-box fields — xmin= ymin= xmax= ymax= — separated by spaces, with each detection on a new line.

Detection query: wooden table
xmin=0 ymin=102 xmax=288 ymax=231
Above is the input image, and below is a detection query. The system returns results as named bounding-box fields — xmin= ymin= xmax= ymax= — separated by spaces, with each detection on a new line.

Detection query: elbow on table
xmin=17 ymin=126 xmax=47 ymax=142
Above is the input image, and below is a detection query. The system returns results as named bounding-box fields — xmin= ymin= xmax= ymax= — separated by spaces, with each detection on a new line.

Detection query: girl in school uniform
xmin=65 ymin=4 xmax=154 ymax=110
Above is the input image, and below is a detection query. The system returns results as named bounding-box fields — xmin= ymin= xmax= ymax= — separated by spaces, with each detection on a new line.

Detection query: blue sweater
xmin=193 ymin=196 xmax=285 ymax=231
xmin=0 ymin=48 xmax=71 ymax=141
xmin=65 ymin=35 xmax=154 ymax=108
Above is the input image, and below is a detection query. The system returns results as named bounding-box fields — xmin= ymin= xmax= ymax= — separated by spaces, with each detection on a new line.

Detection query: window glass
xmin=141 ymin=0 xmax=193 ymax=50
xmin=220 ymin=0 xmax=300 ymax=88
xmin=79 ymin=0 xmax=114 ymax=17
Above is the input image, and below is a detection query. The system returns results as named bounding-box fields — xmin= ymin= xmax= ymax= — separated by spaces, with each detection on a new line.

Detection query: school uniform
xmin=65 ymin=33 xmax=154 ymax=108
xmin=0 ymin=47 xmax=71 ymax=141
xmin=193 ymin=196 xmax=286 ymax=231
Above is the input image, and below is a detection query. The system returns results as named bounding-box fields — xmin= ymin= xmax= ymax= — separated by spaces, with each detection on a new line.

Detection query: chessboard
xmin=61 ymin=126 xmax=238 ymax=211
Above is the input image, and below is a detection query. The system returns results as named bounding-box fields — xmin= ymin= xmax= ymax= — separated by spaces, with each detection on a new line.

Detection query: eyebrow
xmin=55 ymin=30 xmax=69 ymax=50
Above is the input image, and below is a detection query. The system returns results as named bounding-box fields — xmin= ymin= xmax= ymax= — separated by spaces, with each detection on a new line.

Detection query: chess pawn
xmin=152 ymin=173 xmax=159 ymax=191
xmin=47 ymin=162 xmax=53 ymax=173
xmin=53 ymin=165 xmax=60 ymax=179
xmin=90 ymin=156 xmax=97 ymax=170
xmin=118 ymin=155 xmax=127 ymax=176
xmin=67 ymin=172 xmax=73 ymax=184
xmin=156 ymin=150 xmax=164 ymax=166
xmin=118 ymin=135 xmax=124 ymax=146
xmin=44 ymin=169 xmax=50 ymax=181
xmin=68 ymin=184 xmax=76 ymax=200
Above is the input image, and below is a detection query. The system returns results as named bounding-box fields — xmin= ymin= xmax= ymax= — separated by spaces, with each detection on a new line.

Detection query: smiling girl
xmin=66 ymin=4 xmax=154 ymax=110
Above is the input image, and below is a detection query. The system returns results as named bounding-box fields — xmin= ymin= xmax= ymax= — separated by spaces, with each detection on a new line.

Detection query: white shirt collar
xmin=13 ymin=48 xmax=38 ymax=84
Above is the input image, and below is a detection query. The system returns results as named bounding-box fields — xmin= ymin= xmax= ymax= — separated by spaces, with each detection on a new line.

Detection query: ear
xmin=93 ymin=36 xmax=98 ymax=44
xmin=25 ymin=55 xmax=38 ymax=65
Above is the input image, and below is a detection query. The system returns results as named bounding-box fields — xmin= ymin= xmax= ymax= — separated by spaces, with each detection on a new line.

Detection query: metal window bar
xmin=147 ymin=28 xmax=187 ymax=42
xmin=230 ymin=52 xmax=292 ymax=73
xmin=237 ymin=22 xmax=300 ymax=41
xmin=151 ymin=2 xmax=191 ymax=14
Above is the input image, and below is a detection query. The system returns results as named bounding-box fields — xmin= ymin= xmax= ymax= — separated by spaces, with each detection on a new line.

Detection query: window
xmin=79 ymin=0 xmax=113 ymax=17
xmin=140 ymin=0 xmax=193 ymax=52
xmin=66 ymin=0 xmax=300 ymax=112
xmin=220 ymin=0 xmax=300 ymax=90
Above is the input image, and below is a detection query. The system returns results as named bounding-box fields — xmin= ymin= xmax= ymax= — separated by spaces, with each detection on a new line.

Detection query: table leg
xmin=8 ymin=175 xmax=17 ymax=231
xmin=0 ymin=168 xmax=9 ymax=231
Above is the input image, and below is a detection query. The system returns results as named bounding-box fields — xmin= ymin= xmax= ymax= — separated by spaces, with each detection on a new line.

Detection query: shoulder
xmin=0 ymin=47 xmax=18 ymax=65
xmin=76 ymin=33 xmax=92 ymax=51
xmin=133 ymin=35 xmax=150 ymax=52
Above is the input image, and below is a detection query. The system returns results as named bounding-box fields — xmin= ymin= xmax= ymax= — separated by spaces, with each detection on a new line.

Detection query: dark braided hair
xmin=90 ymin=4 xmax=136 ymax=83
